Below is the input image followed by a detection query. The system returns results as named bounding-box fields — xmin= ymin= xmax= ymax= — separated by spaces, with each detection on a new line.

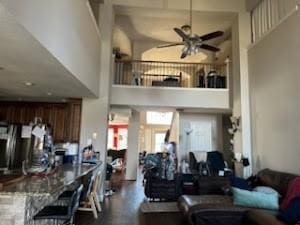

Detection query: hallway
xmin=76 ymin=170 xmax=145 ymax=225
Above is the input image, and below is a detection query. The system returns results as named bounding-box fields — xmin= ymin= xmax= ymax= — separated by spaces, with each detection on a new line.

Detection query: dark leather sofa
xmin=144 ymin=169 xmax=181 ymax=201
xmin=242 ymin=169 xmax=298 ymax=225
xmin=178 ymin=169 xmax=298 ymax=225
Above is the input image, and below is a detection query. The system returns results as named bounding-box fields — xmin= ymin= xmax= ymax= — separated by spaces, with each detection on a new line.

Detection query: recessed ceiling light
xmin=24 ymin=82 xmax=34 ymax=86
xmin=47 ymin=92 xmax=52 ymax=96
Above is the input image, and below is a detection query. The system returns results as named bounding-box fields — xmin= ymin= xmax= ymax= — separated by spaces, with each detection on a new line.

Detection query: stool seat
xmin=34 ymin=185 xmax=83 ymax=224
xmin=58 ymin=190 xmax=74 ymax=201
xmin=34 ymin=206 xmax=70 ymax=220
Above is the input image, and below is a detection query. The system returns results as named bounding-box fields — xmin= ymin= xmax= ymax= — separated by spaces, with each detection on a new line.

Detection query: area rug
xmin=140 ymin=202 xmax=180 ymax=213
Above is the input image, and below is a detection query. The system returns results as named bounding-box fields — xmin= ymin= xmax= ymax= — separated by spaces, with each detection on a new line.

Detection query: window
xmin=155 ymin=133 xmax=166 ymax=152
xmin=146 ymin=111 xmax=173 ymax=125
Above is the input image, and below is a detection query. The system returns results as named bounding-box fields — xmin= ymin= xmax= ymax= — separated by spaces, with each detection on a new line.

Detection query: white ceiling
xmin=115 ymin=6 xmax=236 ymax=43
xmin=0 ymin=3 xmax=95 ymax=101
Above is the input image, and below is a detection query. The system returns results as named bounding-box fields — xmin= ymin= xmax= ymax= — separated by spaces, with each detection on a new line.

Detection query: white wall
xmin=246 ymin=0 xmax=262 ymax=11
xmin=133 ymin=41 xmax=162 ymax=60
xmin=125 ymin=110 xmax=140 ymax=180
xmin=1 ymin=0 xmax=101 ymax=96
xmin=113 ymin=26 xmax=132 ymax=57
xmin=169 ymin=112 xmax=180 ymax=144
xmin=111 ymin=85 xmax=230 ymax=109
xmin=231 ymin=12 xmax=252 ymax=177
xmin=80 ymin=2 xmax=114 ymax=159
xmin=112 ymin=0 xmax=247 ymax=13
xmin=178 ymin=113 xmax=223 ymax=162
xmin=80 ymin=2 xmax=114 ymax=200
xmin=249 ymin=10 xmax=300 ymax=175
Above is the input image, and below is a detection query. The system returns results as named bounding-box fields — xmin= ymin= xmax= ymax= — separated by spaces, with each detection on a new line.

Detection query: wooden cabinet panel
xmin=67 ymin=101 xmax=82 ymax=142
xmin=0 ymin=99 xmax=82 ymax=143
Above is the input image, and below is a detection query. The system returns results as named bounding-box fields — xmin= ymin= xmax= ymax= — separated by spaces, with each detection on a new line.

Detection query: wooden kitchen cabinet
xmin=0 ymin=99 xmax=82 ymax=143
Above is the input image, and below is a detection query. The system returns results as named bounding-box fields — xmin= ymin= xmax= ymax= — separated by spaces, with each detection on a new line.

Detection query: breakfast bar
xmin=0 ymin=162 xmax=102 ymax=225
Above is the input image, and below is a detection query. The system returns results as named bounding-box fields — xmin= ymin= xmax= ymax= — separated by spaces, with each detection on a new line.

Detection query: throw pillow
xmin=232 ymin=187 xmax=279 ymax=210
xmin=253 ymin=186 xmax=281 ymax=197
xmin=278 ymin=197 xmax=300 ymax=225
xmin=230 ymin=176 xmax=251 ymax=191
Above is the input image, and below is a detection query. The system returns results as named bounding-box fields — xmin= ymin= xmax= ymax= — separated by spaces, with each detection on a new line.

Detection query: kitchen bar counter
xmin=0 ymin=163 xmax=101 ymax=196
xmin=0 ymin=162 xmax=103 ymax=225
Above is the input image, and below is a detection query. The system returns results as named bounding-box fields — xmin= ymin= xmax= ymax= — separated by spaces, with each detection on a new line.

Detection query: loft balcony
xmin=111 ymin=60 xmax=231 ymax=110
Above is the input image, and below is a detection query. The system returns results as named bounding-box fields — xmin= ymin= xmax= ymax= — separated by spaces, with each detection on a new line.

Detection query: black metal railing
xmin=114 ymin=60 xmax=229 ymax=89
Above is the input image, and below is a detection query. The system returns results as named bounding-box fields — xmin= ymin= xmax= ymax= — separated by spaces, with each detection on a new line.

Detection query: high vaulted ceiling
xmin=115 ymin=6 xmax=236 ymax=43
xmin=0 ymin=3 xmax=95 ymax=101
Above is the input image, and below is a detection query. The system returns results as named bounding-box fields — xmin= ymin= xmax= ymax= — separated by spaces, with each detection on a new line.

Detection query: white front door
xmin=189 ymin=122 xmax=212 ymax=152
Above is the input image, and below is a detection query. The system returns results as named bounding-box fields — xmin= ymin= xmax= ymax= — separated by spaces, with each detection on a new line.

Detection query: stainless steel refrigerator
xmin=0 ymin=122 xmax=33 ymax=171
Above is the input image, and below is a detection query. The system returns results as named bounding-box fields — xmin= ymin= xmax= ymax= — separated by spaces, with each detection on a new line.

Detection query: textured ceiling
xmin=0 ymin=3 xmax=95 ymax=101
xmin=115 ymin=6 xmax=236 ymax=43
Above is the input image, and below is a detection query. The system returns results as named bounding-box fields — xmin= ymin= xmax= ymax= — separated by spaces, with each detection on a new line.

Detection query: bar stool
xmin=91 ymin=169 xmax=102 ymax=213
xmin=77 ymin=172 xmax=100 ymax=218
xmin=34 ymin=184 xmax=83 ymax=225
xmin=59 ymin=170 xmax=102 ymax=218
xmin=57 ymin=182 xmax=81 ymax=202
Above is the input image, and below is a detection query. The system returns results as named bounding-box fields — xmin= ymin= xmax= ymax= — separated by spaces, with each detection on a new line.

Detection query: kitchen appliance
xmin=0 ymin=118 xmax=54 ymax=174
xmin=55 ymin=142 xmax=79 ymax=164
xmin=0 ymin=122 xmax=32 ymax=171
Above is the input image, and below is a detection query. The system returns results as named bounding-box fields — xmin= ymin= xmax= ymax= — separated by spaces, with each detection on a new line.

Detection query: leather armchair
xmin=144 ymin=168 xmax=182 ymax=201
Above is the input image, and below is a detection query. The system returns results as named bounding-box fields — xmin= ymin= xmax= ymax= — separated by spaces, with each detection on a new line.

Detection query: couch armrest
xmin=190 ymin=207 xmax=246 ymax=225
xmin=243 ymin=210 xmax=287 ymax=225
xmin=178 ymin=195 xmax=247 ymax=225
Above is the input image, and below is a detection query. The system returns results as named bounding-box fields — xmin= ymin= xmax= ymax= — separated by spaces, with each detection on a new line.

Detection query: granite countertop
xmin=0 ymin=162 xmax=102 ymax=196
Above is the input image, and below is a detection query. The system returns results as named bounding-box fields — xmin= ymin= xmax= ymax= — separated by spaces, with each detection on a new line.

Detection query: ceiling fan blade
xmin=199 ymin=44 xmax=220 ymax=52
xmin=199 ymin=31 xmax=224 ymax=41
xmin=157 ymin=43 xmax=184 ymax=48
xmin=174 ymin=28 xmax=189 ymax=41
xmin=180 ymin=51 xmax=188 ymax=59
xmin=180 ymin=43 xmax=191 ymax=59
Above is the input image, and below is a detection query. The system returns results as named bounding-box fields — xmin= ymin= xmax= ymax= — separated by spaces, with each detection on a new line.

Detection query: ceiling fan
xmin=157 ymin=0 xmax=224 ymax=59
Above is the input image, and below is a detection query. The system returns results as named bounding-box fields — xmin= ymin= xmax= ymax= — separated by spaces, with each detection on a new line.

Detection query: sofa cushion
xmin=253 ymin=186 xmax=280 ymax=196
xmin=278 ymin=197 xmax=300 ymax=225
xmin=257 ymin=169 xmax=297 ymax=198
xmin=232 ymin=187 xmax=279 ymax=210
xmin=243 ymin=210 xmax=287 ymax=225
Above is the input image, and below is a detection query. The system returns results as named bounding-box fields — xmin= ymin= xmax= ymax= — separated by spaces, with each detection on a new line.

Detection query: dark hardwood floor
xmin=76 ymin=169 xmax=146 ymax=225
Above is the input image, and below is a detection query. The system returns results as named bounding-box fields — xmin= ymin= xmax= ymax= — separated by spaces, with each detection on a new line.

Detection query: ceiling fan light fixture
xmin=190 ymin=45 xmax=197 ymax=53
xmin=181 ymin=24 xmax=191 ymax=33
xmin=182 ymin=45 xmax=189 ymax=53
xmin=155 ymin=0 xmax=223 ymax=59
